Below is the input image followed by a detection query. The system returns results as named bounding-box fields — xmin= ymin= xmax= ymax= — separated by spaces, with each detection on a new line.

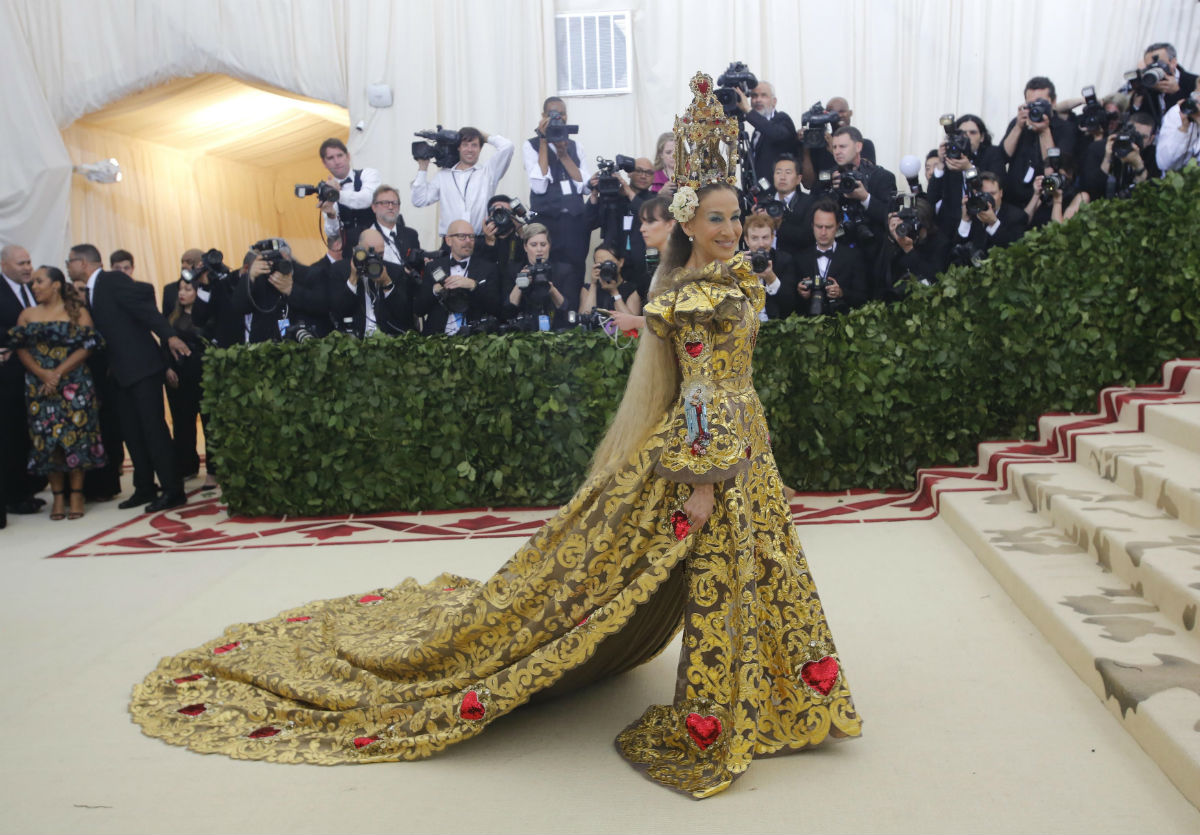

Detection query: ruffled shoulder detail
xmin=6 ymin=324 xmax=31 ymax=347
xmin=643 ymin=254 xmax=756 ymax=338
xmin=6 ymin=321 xmax=104 ymax=351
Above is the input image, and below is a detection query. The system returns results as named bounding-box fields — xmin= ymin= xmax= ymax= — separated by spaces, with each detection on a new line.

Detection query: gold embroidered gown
xmin=130 ymin=253 xmax=862 ymax=798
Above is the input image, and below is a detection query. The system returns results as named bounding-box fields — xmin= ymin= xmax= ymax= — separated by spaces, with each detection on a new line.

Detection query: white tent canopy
xmin=2 ymin=0 xmax=1197 ymax=292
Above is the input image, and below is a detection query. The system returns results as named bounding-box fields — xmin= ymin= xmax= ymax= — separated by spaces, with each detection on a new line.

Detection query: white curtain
xmin=2 ymin=0 xmax=1197 ymax=295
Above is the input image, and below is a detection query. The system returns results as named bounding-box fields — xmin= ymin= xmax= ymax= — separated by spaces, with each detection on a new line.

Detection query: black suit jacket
xmin=87 ymin=270 xmax=175 ymax=387
xmin=1132 ymin=66 xmax=1199 ymax=125
xmin=415 ymin=256 xmax=502 ymax=335
xmin=1001 ymin=116 xmax=1078 ymax=207
xmin=956 ymin=201 xmax=1028 ymax=252
xmin=235 ymin=261 xmax=328 ymax=342
xmin=0 ymin=278 xmax=28 ymax=390
xmin=760 ymin=248 xmax=798 ymax=320
xmin=773 ymin=191 xmax=816 ymax=261
xmin=794 ymin=243 xmax=868 ymax=314
xmin=746 ymin=109 xmax=798 ymax=182
xmin=330 ymin=261 xmax=414 ymax=336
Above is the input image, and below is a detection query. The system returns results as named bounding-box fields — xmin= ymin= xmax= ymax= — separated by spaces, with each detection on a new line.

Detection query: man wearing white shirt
xmin=317 ymin=138 xmax=383 ymax=249
xmin=411 ymin=127 xmax=514 ymax=235
xmin=1156 ymin=94 xmax=1200 ymax=173
xmin=524 ymin=97 xmax=593 ymax=274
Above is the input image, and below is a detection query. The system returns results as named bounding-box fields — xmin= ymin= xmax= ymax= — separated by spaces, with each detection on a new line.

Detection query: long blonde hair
xmin=586 ymin=183 xmax=735 ymax=480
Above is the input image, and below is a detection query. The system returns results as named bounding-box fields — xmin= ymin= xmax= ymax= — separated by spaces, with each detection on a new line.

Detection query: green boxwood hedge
xmin=204 ymin=166 xmax=1200 ymax=516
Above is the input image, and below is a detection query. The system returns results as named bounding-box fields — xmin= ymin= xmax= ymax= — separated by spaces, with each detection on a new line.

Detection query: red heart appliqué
xmin=685 ymin=712 xmax=722 ymax=750
xmin=353 ymin=736 xmax=378 ymax=749
xmin=460 ymin=691 xmax=486 ymax=721
xmin=248 ymin=726 xmax=279 ymax=739
xmin=670 ymin=510 xmax=691 ymax=540
xmin=173 ymin=673 xmax=204 ymax=683
xmin=801 ymin=656 xmax=840 ymax=696
xmin=684 ymin=341 xmax=703 ymax=357
xmin=697 ymin=80 xmax=710 ymax=95
xmin=212 ymin=642 xmax=240 ymax=655
xmin=358 ymin=594 xmax=383 ymax=604
xmin=177 ymin=703 xmax=206 ymax=716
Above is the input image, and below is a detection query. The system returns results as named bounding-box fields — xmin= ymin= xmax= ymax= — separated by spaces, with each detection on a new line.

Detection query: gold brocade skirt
xmin=129 ymin=417 xmax=861 ymax=798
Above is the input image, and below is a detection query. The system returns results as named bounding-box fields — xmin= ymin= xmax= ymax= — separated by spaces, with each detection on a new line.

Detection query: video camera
xmin=294 ymin=181 xmax=340 ymax=203
xmin=487 ymin=197 xmax=531 ymax=238
xmin=412 ymin=126 xmax=462 ymax=168
xmin=800 ymin=102 xmax=841 ymax=150
xmin=939 ymin=113 xmax=973 ymax=160
xmin=544 ymin=111 xmax=579 ymax=144
xmin=595 ymin=155 xmax=636 ymax=201
xmin=251 ymin=239 xmax=293 ymax=276
xmin=713 ymin=61 xmax=758 ymax=118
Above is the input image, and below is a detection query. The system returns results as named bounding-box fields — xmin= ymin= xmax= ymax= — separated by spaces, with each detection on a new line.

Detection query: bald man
xmin=0 ymin=243 xmax=46 ymax=517
xmin=330 ymin=227 xmax=414 ymax=336
xmin=414 ymin=219 xmax=501 ymax=335
xmin=162 ymin=248 xmax=206 ymax=318
xmin=825 ymin=97 xmax=876 ymax=163
xmin=735 ymin=80 xmax=798 ymax=183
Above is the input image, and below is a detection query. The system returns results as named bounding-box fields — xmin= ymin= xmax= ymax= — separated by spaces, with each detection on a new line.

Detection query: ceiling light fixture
xmin=74 ymin=158 xmax=123 ymax=183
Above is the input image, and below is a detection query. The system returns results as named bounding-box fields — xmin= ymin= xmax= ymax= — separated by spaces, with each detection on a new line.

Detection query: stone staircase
xmin=928 ymin=359 xmax=1200 ymax=808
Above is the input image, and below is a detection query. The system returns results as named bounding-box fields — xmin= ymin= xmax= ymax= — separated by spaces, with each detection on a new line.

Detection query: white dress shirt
xmin=523 ymin=138 xmax=593 ymax=196
xmin=444 ymin=258 xmax=470 ymax=335
xmin=84 ymin=268 xmax=101 ymax=306
xmin=1156 ymin=100 xmax=1200 ymax=172
xmin=323 ymin=166 xmax=384 ymax=237
xmin=411 ymin=135 xmax=515 ymax=235
xmin=3 ymin=273 xmax=34 ymax=309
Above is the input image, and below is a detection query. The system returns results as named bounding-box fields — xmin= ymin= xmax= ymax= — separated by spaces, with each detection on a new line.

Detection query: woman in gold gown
xmin=130 ymin=72 xmax=861 ymax=799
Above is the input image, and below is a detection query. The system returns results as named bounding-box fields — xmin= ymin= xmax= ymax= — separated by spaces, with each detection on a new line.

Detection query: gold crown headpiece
xmin=672 ymin=72 xmax=740 ymax=191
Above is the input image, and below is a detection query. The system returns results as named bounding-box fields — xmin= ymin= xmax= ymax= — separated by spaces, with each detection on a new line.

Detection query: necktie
xmin=817 ymin=248 xmax=833 ymax=255
xmin=19 ymin=284 xmax=33 ymax=308
xmin=340 ymin=177 xmax=352 ymax=186
xmin=452 ymin=260 xmax=469 ymax=270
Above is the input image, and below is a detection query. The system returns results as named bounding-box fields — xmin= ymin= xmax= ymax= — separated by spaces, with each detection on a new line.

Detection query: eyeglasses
xmin=633 ymin=168 xmax=655 ymax=175
xmin=445 ymin=233 xmax=474 ymax=240
xmin=64 ymin=256 xmax=82 ymax=267
xmin=374 ymin=200 xmax=400 ymax=208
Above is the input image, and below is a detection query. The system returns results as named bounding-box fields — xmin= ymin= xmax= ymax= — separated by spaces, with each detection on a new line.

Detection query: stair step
xmin=1002 ymin=459 xmax=1200 ymax=637
xmin=1071 ymin=430 xmax=1200 ymax=529
xmin=1145 ymin=403 xmax=1200 ymax=457
xmin=939 ymin=489 xmax=1200 ymax=810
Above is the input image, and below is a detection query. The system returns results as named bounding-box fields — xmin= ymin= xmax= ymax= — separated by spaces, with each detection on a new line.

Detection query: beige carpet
xmin=2 ymin=481 xmax=1199 ymax=834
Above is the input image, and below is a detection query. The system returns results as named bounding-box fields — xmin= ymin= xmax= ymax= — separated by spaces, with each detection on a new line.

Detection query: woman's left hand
xmin=683 ymin=483 xmax=715 ymax=529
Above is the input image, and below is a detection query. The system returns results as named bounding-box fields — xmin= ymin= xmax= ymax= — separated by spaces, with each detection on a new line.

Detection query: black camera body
xmin=799 ymin=275 xmax=831 ymax=316
xmin=1181 ymin=93 xmax=1200 ymax=117
xmin=352 ymin=245 xmax=387 ymax=280
xmin=597 ymin=259 xmax=621 ymax=284
xmin=949 ymin=241 xmax=986 ymax=268
xmin=894 ymin=195 xmax=921 ymax=240
xmin=801 ymin=101 xmax=841 ymax=149
xmin=412 ymin=125 xmax=462 ymax=168
xmin=487 ymin=198 xmax=531 ymax=238
xmin=1139 ymin=60 xmax=1171 ymax=89
xmin=1026 ymin=97 xmax=1054 ymax=126
xmin=962 ymin=168 xmax=995 ymax=218
xmin=431 ymin=265 xmax=471 ymax=315
xmin=183 ymin=248 xmax=230 ymax=284
xmin=252 ymin=239 xmax=293 ymax=276
xmin=1111 ymin=124 xmax=1143 ymax=160
xmin=838 ymin=167 xmax=862 ymax=196
xmin=1077 ymin=85 xmax=1108 ymax=132
xmin=714 ymin=61 xmax=758 ymax=117
xmin=749 ymin=249 xmax=771 ymax=274
xmin=595 ymin=155 xmax=636 ymax=201
xmin=940 ymin=114 xmax=973 ymax=160
xmin=294 ymin=181 xmax=340 ymax=203
xmin=1040 ymin=172 xmax=1066 ymax=199
xmin=544 ymin=112 xmax=579 ymax=144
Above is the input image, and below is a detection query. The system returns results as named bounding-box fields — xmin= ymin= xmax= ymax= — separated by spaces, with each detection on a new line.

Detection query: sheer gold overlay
xmin=129 ymin=253 xmax=861 ymax=798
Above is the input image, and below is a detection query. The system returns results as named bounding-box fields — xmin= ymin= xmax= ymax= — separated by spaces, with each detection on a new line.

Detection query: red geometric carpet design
xmin=46 ymin=358 xmax=1200 ymax=559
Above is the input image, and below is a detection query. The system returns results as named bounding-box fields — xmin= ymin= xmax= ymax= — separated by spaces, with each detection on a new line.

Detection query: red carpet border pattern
xmin=46 ymin=359 xmax=1200 ymax=559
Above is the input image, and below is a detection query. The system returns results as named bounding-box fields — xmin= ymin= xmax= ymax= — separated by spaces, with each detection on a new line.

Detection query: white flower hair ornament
xmin=669 ymin=185 xmax=699 ymax=223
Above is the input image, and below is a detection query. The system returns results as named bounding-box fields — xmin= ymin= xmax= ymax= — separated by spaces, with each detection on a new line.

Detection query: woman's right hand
xmin=683 ymin=483 xmax=715 ymax=529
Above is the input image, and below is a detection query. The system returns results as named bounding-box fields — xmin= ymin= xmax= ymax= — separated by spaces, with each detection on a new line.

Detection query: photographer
xmin=207 ymin=251 xmax=256 ymax=347
xmin=928 ymin=114 xmax=1006 ymax=238
xmin=579 ymin=241 xmax=641 ymax=318
xmin=760 ymin=154 xmax=815 ymax=262
xmin=410 ymin=127 xmax=514 ymax=235
xmin=1025 ymin=156 xmax=1088 ymax=228
xmin=524 ymin=97 xmax=592 ymax=275
xmin=1130 ymin=43 xmax=1198 ymax=127
xmin=162 ymin=278 xmax=215 ymax=489
xmin=475 ymin=194 xmax=529 ymax=277
xmin=795 ymin=200 xmax=867 ymax=316
xmin=742 ymin=213 xmax=797 ymax=321
xmin=879 ymin=197 xmax=947 ymax=301
xmin=162 ymin=249 xmax=204 ymax=318
xmin=954 ymin=171 xmax=1028 ymax=253
xmin=415 ymin=220 xmax=501 ymax=335
xmin=1001 ymin=77 xmax=1078 ymax=209
xmin=330 ymin=228 xmax=413 ymax=337
xmin=734 ymin=80 xmax=798 ymax=185
xmin=1082 ymin=113 xmax=1159 ymax=199
xmin=366 ymin=185 xmax=422 ymax=267
xmin=237 ymin=239 xmax=328 ymax=343
xmin=504 ymin=223 xmax=576 ymax=330
xmin=316 ymin=138 xmax=382 ymax=249
xmin=824 ymin=126 xmax=897 ymax=291
xmin=1157 ymin=92 xmax=1200 ymax=173
xmin=585 ymin=155 xmax=653 ymax=258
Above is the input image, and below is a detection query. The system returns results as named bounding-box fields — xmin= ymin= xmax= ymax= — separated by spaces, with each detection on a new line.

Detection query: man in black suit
xmin=735 ymin=80 xmax=797 ymax=186
xmin=0 ymin=244 xmax=46 ymax=518
xmin=742 ymin=213 xmax=797 ymax=320
xmin=1131 ymin=42 xmax=1199 ymax=127
xmin=795 ymin=201 xmax=869 ymax=316
xmin=827 ymin=126 xmax=896 ymax=296
xmin=67 ymin=243 xmax=190 ymax=513
xmin=236 ymin=240 xmax=330 ymax=342
xmin=765 ymin=154 xmax=816 ymax=262
xmin=415 ymin=220 xmax=501 ymax=335
xmin=1000 ymin=76 xmax=1078 ymax=209
xmin=330 ymin=228 xmax=414 ymax=336
xmin=952 ymin=171 xmax=1028 ymax=254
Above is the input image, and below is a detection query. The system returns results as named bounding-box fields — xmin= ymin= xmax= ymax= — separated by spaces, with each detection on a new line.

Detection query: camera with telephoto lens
xmin=940 ymin=113 xmax=973 ymax=160
xmin=1026 ymin=97 xmax=1053 ymax=126
xmin=801 ymin=101 xmax=841 ymax=150
xmin=294 ymin=181 xmax=340 ymax=203
xmin=798 ymin=275 xmax=831 ymax=317
xmin=487 ymin=198 xmax=530 ymax=238
xmin=498 ymin=313 xmax=544 ymax=333
xmin=713 ymin=61 xmax=758 ymax=117
xmin=252 ymin=239 xmax=293 ymax=276
xmin=894 ymin=193 xmax=921 ymax=240
xmin=1039 ymin=147 xmax=1064 ymax=199
xmin=573 ymin=309 xmax=609 ymax=332
xmin=544 ymin=111 xmax=579 ymax=144
xmin=1077 ymin=86 xmax=1107 ymax=132
xmin=963 ymin=167 xmax=995 ymax=218
xmin=749 ymin=249 xmax=771 ymax=274
xmin=431 ymin=265 xmax=471 ymax=315
xmin=1111 ymin=124 xmax=1143 ymax=160
xmin=400 ymin=247 xmax=437 ymax=277
xmin=352 ymin=245 xmax=386 ymax=280
xmin=751 ymin=176 xmax=784 ymax=218
xmin=412 ymin=126 xmax=462 ymax=168
xmin=182 ymin=248 xmax=230 ymax=283
xmin=457 ymin=315 xmax=500 ymax=336
xmin=1134 ymin=59 xmax=1172 ymax=90
xmin=595 ymin=155 xmax=636 ymax=201
xmin=515 ymin=258 xmax=555 ymax=314
xmin=283 ymin=322 xmax=315 ymax=343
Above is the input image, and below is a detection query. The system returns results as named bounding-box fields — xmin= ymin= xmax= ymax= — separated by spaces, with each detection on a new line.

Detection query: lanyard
xmin=452 ymin=167 xmax=475 ymax=204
